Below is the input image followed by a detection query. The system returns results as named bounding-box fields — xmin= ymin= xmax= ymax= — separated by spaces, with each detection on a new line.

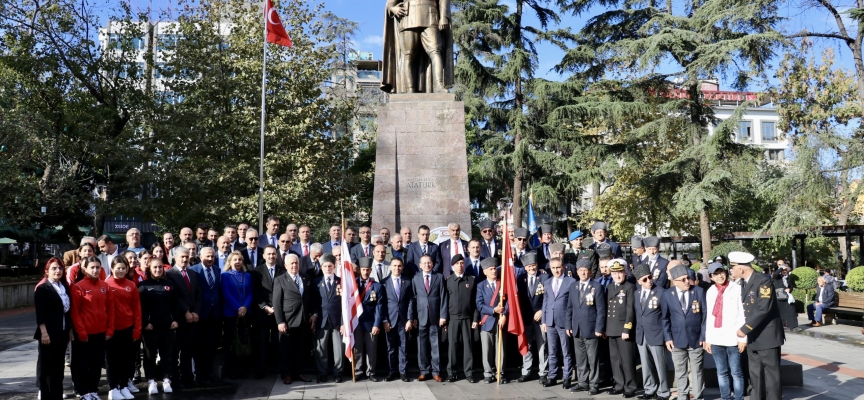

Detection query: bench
xmin=824 ymin=292 xmax=864 ymax=324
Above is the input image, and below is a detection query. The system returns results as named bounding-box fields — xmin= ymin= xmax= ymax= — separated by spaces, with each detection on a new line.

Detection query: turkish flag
xmin=265 ymin=0 xmax=292 ymax=47
xmin=501 ymin=219 xmax=528 ymax=356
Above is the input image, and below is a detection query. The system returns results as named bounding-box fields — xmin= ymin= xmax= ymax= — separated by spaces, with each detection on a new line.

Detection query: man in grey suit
xmin=412 ymin=254 xmax=448 ymax=382
xmin=633 ymin=264 xmax=670 ymax=400
xmin=370 ymin=244 xmax=391 ymax=282
xmin=273 ymin=253 xmax=315 ymax=385
xmin=542 ymin=257 xmax=575 ymax=389
xmin=807 ymin=276 xmax=836 ymax=327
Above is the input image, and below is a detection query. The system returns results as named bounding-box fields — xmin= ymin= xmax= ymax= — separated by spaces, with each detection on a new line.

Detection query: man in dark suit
xmin=662 ymin=264 xmax=707 ymax=400
xmin=587 ymin=221 xmax=623 ymax=258
xmin=478 ymin=219 xmax=503 ymax=259
xmin=349 ymin=226 xmax=374 ymax=265
xmin=189 ymin=247 xmax=222 ymax=383
xmin=405 ymin=225 xmax=441 ymax=276
xmin=223 ymin=225 xmax=245 ymax=253
xmin=321 ymin=225 xmax=342 ymax=254
xmin=566 ymin=258 xmax=606 ymax=395
xmin=354 ymin=257 xmax=385 ymax=382
xmin=730 ymin=251 xmax=784 ymax=400
xmin=261 ymin=216 xmax=281 ymax=248
xmin=807 ymin=275 xmax=836 ymax=326
xmin=512 ymin=228 xmax=531 ymax=268
xmin=299 ymin=243 xmax=324 ymax=280
xmin=439 ymin=222 xmax=469 ymax=277
xmin=165 ymin=247 xmax=202 ymax=386
xmin=477 ymin=257 xmax=507 ymax=383
xmin=517 ymin=252 xmax=548 ymax=383
xmin=412 ymin=254 xmax=447 ymax=382
xmin=382 ymin=258 xmax=415 ymax=382
xmin=633 ymin=264 xmax=670 ymax=400
xmin=242 ymin=229 xmax=264 ymax=269
xmin=536 ymin=223 xmax=554 ymax=266
xmin=643 ymin=236 xmax=669 ymax=289
xmin=273 ymin=252 xmax=315 ymax=385
xmin=630 ymin=235 xmax=646 ymax=267
xmin=465 ymin=239 xmax=486 ymax=283
xmin=289 ymin=225 xmax=314 ymax=258
xmin=251 ymin=246 xmax=286 ymax=379
xmin=445 ymin=254 xmax=479 ymax=383
xmin=541 ymin=257 xmax=575 ymax=389
xmin=311 ymin=254 xmax=343 ymax=383
xmin=276 ymin=234 xmax=293 ymax=267
xmin=605 ymin=259 xmax=638 ymax=398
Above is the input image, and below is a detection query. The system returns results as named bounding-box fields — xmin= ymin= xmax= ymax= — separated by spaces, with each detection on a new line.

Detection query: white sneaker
xmin=108 ymin=388 xmax=124 ymax=399
xmin=162 ymin=378 xmax=173 ymax=393
xmin=119 ymin=387 xmax=135 ymax=399
xmin=126 ymin=379 xmax=140 ymax=393
xmin=148 ymin=380 xmax=158 ymax=395
xmin=38 ymin=391 xmax=41 ymax=400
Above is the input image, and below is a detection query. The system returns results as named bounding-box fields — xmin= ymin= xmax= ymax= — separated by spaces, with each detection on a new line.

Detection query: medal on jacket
xmin=749 ymin=291 xmax=755 ymax=304
xmin=618 ymin=289 xmax=624 ymax=304
xmin=692 ymin=300 xmax=700 ymax=313
xmin=336 ymin=284 xmax=342 ymax=297
xmin=652 ymin=268 xmax=660 ymax=279
xmin=535 ymin=282 xmax=545 ymax=296
xmin=587 ymin=288 xmax=595 ymax=306
xmin=649 ymin=296 xmax=657 ymax=309
xmin=568 ymin=270 xmax=573 ymax=277
xmin=369 ymin=289 xmax=377 ymax=302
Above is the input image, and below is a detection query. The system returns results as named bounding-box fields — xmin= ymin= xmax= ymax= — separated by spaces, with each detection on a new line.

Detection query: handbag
xmin=232 ymin=317 xmax=252 ymax=358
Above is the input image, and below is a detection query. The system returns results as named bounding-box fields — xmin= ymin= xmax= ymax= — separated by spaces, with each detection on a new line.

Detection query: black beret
xmin=451 ymin=254 xmax=464 ymax=265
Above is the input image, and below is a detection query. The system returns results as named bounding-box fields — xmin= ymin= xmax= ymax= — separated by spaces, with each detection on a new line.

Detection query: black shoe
xmin=563 ymin=379 xmax=572 ymax=389
xmin=589 ymin=388 xmax=600 ymax=395
xmin=539 ymin=376 xmax=548 ymax=385
xmin=369 ymin=375 xmax=382 ymax=383
xmin=334 ymin=375 xmax=343 ymax=383
xmin=571 ymin=385 xmax=589 ymax=392
xmin=386 ymin=373 xmax=398 ymax=382
xmin=254 ymin=371 xmax=266 ymax=380
xmin=317 ymin=375 xmax=327 ymax=383
xmin=609 ymin=389 xmax=624 ymax=395
xmin=401 ymin=374 xmax=409 ymax=382
xmin=447 ymin=375 xmax=457 ymax=382
xmin=624 ymin=392 xmax=637 ymax=398
xmin=484 ymin=377 xmax=496 ymax=384
xmin=543 ymin=379 xmax=558 ymax=387
xmin=467 ymin=376 xmax=479 ymax=383
xmin=638 ymin=394 xmax=656 ymax=399
xmin=518 ymin=374 xmax=530 ymax=382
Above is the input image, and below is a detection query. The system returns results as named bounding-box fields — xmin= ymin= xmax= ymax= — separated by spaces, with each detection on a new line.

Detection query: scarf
xmin=712 ymin=280 xmax=730 ymax=328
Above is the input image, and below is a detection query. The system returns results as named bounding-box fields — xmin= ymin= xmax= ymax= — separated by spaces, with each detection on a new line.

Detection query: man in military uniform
xmin=445 ymin=254 xmax=480 ymax=383
xmin=517 ymin=252 xmax=548 ymax=383
xmin=605 ymin=259 xmax=638 ymax=398
xmin=731 ymin=251 xmax=784 ymax=400
xmin=565 ymin=231 xmax=594 ymax=277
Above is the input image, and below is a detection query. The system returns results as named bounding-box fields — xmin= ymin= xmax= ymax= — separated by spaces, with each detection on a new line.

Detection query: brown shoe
xmin=812 ymin=322 xmax=822 ymax=327
xmin=433 ymin=375 xmax=443 ymax=382
xmin=298 ymin=375 xmax=312 ymax=383
xmin=283 ymin=375 xmax=293 ymax=385
xmin=417 ymin=374 xmax=427 ymax=382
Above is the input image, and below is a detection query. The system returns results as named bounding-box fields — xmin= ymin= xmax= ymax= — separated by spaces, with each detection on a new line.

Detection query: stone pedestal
xmin=371 ymin=93 xmax=471 ymax=235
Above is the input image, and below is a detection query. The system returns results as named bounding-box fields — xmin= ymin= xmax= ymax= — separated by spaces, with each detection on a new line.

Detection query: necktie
xmin=294 ymin=275 xmax=302 ymax=294
xmin=488 ymin=241 xmax=494 ymax=256
xmin=303 ymin=244 xmax=309 ymax=256
xmin=271 ymin=236 xmax=276 ymax=246
xmin=377 ymin=264 xmax=383 ymax=279
xmin=315 ymin=261 xmax=320 ymax=275
xmin=553 ymin=278 xmax=560 ymax=297
xmin=206 ymin=268 xmax=214 ymax=287
xmin=453 ymin=240 xmax=459 ymax=256
xmin=269 ymin=267 xmax=274 ymax=280
xmin=395 ymin=279 xmax=401 ymax=300
xmin=544 ymin=244 xmax=549 ymax=258
xmin=364 ymin=245 xmax=369 ymax=257
xmin=422 ymin=244 xmax=427 ymax=255
xmin=581 ymin=283 xmax=587 ymax=293
xmin=641 ymin=290 xmax=649 ymax=309
xmin=490 ymin=281 xmax=497 ymax=294
xmin=679 ymin=291 xmax=687 ymax=311
xmin=250 ymin=250 xmax=255 ymax=265
xmin=326 ymin=277 xmax=332 ymax=294
xmin=181 ymin=269 xmax=191 ymax=290
xmin=424 ymin=274 xmax=430 ymax=293
xmin=282 ymin=251 xmax=288 ymax=261
xmin=529 ymin=276 xmax=534 ymax=291
xmin=473 ymin=260 xmax=479 ymax=276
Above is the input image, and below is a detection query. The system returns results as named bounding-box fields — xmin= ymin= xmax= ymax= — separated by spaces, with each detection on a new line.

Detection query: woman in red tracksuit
xmin=106 ymin=257 xmax=142 ymax=399
xmin=70 ymin=256 xmax=114 ymax=400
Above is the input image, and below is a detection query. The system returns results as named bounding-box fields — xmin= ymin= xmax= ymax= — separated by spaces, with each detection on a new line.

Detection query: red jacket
xmin=107 ymin=276 xmax=142 ymax=340
xmin=66 ymin=262 xmax=106 ymax=285
xmin=71 ymin=276 xmax=114 ymax=341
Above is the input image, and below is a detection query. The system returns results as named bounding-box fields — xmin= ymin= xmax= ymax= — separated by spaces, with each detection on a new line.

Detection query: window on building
xmin=108 ymin=34 xmax=146 ymax=50
xmin=765 ymin=149 xmax=785 ymax=161
xmin=157 ymin=34 xmax=179 ymax=52
xmin=737 ymin=121 xmax=752 ymax=142
xmin=357 ymin=70 xmax=382 ymax=80
xmin=761 ymin=121 xmax=777 ymax=142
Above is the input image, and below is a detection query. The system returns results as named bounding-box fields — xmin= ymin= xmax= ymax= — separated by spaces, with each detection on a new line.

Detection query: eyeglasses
xmin=247 ymin=237 xmax=258 ymax=241
xmin=279 ymin=240 xmax=289 ymax=243
xmin=639 ymin=277 xmax=652 ymax=282
xmin=482 ymin=229 xmax=494 ymax=233
xmin=516 ymin=238 xmax=527 ymax=241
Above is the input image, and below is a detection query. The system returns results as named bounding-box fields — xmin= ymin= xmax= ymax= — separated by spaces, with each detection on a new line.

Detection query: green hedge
xmin=846 ymin=266 xmax=864 ymax=292
xmin=691 ymin=263 xmax=702 ymax=272
xmin=791 ymin=267 xmax=819 ymax=312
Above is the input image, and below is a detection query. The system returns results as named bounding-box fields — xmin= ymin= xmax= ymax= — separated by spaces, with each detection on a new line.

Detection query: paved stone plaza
xmin=1 ymin=308 xmax=862 ymax=399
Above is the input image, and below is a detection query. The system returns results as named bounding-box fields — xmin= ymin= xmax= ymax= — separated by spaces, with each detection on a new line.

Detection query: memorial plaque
xmin=371 ymin=93 xmax=471 ymax=236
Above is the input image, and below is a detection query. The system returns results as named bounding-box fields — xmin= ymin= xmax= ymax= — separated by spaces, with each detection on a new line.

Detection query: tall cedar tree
xmin=554 ymin=0 xmax=782 ymax=260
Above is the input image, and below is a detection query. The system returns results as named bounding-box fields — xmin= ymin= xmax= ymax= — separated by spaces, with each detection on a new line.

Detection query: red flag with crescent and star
xmin=265 ymin=0 xmax=292 ymax=47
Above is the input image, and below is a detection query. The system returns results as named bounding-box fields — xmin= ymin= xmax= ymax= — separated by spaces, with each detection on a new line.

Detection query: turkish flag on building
xmin=265 ymin=0 xmax=292 ymax=47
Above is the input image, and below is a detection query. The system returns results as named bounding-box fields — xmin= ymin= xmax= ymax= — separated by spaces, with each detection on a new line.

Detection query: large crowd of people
xmin=34 ymin=217 xmax=784 ymax=400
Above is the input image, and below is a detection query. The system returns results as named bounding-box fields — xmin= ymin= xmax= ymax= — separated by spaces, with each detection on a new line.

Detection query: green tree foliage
xmin=710 ymin=242 xmax=749 ymax=261
xmin=846 ymin=266 xmax=864 ymax=292
xmin=790 ymin=266 xmax=819 ymax=308
xmin=546 ymin=0 xmax=783 ymax=258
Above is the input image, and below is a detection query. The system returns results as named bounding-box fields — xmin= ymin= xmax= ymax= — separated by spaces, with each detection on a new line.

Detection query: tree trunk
xmin=699 ymin=208 xmax=711 ymax=262
xmin=511 ymin=0 xmax=524 ymax=227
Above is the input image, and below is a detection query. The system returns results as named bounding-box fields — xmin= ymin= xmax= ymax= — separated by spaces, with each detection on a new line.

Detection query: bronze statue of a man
xmin=381 ymin=0 xmax=455 ymax=94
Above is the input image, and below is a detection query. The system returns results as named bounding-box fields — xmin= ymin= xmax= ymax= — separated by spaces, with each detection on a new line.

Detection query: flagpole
xmin=258 ymin=6 xmax=268 ymax=233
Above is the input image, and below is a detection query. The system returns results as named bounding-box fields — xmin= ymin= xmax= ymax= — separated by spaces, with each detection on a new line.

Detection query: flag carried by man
xmin=500 ymin=217 xmax=528 ymax=356
xmin=339 ymin=227 xmax=362 ymax=379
